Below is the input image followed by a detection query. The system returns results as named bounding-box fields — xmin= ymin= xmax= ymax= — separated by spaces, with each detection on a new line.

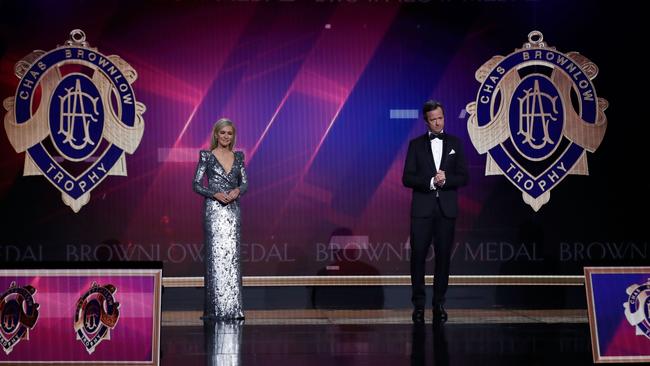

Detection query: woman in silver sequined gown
xmin=193 ymin=118 xmax=248 ymax=320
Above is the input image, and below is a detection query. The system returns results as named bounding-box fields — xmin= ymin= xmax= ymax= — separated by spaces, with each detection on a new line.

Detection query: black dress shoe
xmin=412 ymin=308 xmax=425 ymax=323
xmin=433 ymin=305 xmax=448 ymax=323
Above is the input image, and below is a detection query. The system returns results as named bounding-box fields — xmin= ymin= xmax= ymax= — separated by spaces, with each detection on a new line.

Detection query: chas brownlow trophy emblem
xmin=74 ymin=281 xmax=120 ymax=354
xmin=3 ymin=29 xmax=145 ymax=212
xmin=0 ymin=282 xmax=39 ymax=355
xmin=466 ymin=31 xmax=607 ymax=211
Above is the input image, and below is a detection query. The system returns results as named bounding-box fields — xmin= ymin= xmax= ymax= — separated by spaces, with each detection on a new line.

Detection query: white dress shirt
xmin=429 ymin=131 xmax=443 ymax=190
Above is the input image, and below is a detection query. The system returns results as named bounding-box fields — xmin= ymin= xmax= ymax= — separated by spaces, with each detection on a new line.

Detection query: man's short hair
xmin=422 ymin=100 xmax=444 ymax=119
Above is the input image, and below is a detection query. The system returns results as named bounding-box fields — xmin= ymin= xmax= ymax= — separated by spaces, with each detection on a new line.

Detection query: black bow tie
xmin=429 ymin=132 xmax=445 ymax=141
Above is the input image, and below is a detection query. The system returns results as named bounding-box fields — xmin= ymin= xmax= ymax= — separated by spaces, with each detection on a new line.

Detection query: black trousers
xmin=409 ymin=199 xmax=455 ymax=309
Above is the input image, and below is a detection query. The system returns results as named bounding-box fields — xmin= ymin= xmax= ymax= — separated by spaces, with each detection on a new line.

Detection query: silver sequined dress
xmin=193 ymin=150 xmax=248 ymax=319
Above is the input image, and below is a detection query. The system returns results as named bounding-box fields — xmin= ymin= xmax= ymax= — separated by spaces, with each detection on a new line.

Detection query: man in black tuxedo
xmin=402 ymin=100 xmax=468 ymax=323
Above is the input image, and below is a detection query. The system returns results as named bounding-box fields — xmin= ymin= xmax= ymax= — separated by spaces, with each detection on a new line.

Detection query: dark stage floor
xmin=159 ymin=309 xmax=603 ymax=365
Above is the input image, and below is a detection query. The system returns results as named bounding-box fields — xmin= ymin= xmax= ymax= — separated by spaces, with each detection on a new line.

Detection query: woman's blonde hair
xmin=210 ymin=118 xmax=236 ymax=151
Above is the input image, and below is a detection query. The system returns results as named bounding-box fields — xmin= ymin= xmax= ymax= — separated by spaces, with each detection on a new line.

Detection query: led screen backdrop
xmin=0 ymin=0 xmax=647 ymax=277
xmin=0 ymin=268 xmax=161 ymax=364
xmin=584 ymin=267 xmax=650 ymax=363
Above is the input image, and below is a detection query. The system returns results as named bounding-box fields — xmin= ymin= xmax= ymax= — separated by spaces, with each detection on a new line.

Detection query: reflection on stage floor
xmin=160 ymin=309 xmax=595 ymax=365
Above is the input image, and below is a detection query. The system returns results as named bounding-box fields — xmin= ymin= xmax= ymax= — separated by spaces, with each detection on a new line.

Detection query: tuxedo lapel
xmin=439 ymin=138 xmax=450 ymax=171
xmin=423 ymin=134 xmax=437 ymax=172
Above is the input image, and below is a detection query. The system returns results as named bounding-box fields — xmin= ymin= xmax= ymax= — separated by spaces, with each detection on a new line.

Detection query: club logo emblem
xmin=624 ymin=279 xmax=650 ymax=340
xmin=74 ymin=282 xmax=120 ymax=354
xmin=0 ymin=282 xmax=39 ymax=354
xmin=466 ymin=31 xmax=608 ymax=210
xmin=3 ymin=29 xmax=145 ymax=212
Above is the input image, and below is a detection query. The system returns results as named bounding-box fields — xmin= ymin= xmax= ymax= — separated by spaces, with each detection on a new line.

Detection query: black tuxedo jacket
xmin=402 ymin=132 xmax=468 ymax=218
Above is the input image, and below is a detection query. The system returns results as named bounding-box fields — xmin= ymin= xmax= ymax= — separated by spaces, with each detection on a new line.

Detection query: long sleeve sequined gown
xmin=193 ymin=150 xmax=248 ymax=319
